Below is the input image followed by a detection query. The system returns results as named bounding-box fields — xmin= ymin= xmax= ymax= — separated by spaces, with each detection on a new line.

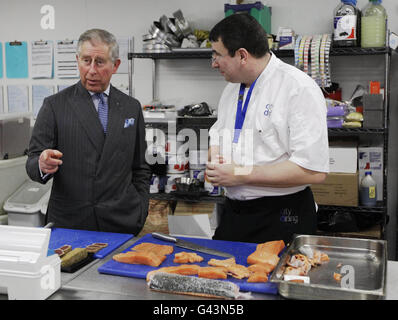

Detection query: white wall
xmin=0 ymin=0 xmax=397 ymax=258
xmin=0 ymin=0 xmax=397 ymax=108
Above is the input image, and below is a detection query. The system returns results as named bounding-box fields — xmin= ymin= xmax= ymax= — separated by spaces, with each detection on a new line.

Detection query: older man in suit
xmin=26 ymin=29 xmax=151 ymax=234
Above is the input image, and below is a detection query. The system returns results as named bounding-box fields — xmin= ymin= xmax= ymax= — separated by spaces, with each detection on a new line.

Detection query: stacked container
xmin=333 ymin=0 xmax=361 ymax=47
xmin=361 ymin=0 xmax=387 ymax=48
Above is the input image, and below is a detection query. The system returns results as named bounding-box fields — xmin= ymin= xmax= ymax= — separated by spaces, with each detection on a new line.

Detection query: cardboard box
xmin=138 ymin=199 xmax=170 ymax=237
xmin=358 ymin=147 xmax=383 ymax=201
xmin=312 ymin=172 xmax=358 ymax=206
xmin=329 ymin=145 xmax=357 ymax=173
xmin=174 ymin=202 xmax=215 ymax=216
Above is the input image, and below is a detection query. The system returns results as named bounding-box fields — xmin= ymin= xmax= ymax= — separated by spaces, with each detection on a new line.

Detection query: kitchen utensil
xmin=152 ymin=232 xmax=234 ymax=258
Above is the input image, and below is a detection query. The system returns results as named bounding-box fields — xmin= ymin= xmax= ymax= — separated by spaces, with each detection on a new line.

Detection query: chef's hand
xmin=39 ymin=149 xmax=63 ymax=174
xmin=205 ymin=155 xmax=245 ymax=187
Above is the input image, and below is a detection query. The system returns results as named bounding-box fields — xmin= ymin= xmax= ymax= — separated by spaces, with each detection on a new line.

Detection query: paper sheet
xmin=5 ymin=41 xmax=29 ymax=78
xmin=7 ymin=85 xmax=29 ymax=113
xmin=116 ymin=38 xmax=129 ymax=74
xmin=32 ymin=85 xmax=54 ymax=117
xmin=55 ymin=40 xmax=79 ymax=78
xmin=0 ymin=86 xmax=4 ymax=113
xmin=31 ymin=41 xmax=53 ymax=79
xmin=0 ymin=43 xmax=3 ymax=78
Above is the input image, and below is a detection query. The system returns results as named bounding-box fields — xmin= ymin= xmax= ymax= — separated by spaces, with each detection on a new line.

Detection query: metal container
xmin=173 ymin=9 xmax=192 ymax=37
xmin=269 ymin=234 xmax=387 ymax=300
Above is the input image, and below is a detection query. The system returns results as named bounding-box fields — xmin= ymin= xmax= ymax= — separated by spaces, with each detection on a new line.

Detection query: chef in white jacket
xmin=206 ymin=14 xmax=329 ymax=244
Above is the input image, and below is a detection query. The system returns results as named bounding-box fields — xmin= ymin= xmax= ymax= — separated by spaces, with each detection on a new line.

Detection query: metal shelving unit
xmin=129 ymin=46 xmax=392 ymax=238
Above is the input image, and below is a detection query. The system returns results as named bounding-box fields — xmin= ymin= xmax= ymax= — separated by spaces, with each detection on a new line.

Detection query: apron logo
xmin=280 ymin=208 xmax=298 ymax=224
xmin=264 ymin=104 xmax=273 ymax=117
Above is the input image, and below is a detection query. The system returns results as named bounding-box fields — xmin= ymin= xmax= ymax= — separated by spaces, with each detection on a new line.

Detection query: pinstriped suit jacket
xmin=26 ymin=81 xmax=151 ymax=234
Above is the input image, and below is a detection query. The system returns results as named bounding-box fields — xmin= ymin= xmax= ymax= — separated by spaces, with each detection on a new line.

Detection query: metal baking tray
xmin=269 ymin=234 xmax=387 ymax=300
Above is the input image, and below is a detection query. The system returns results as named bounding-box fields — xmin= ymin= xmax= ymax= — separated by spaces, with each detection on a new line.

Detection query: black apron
xmin=213 ymin=187 xmax=317 ymax=245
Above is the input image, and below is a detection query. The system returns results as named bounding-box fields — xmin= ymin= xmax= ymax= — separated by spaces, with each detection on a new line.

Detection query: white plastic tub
xmin=0 ymin=156 xmax=29 ymax=214
xmin=4 ymin=180 xmax=52 ymax=227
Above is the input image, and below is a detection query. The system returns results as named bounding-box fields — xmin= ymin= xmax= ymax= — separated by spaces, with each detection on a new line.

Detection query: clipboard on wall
xmin=0 ymin=43 xmax=3 ymax=78
xmin=5 ymin=41 xmax=29 ymax=78
xmin=55 ymin=39 xmax=79 ymax=79
xmin=31 ymin=40 xmax=54 ymax=79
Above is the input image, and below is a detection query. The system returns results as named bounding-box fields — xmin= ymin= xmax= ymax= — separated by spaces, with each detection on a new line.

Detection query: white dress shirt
xmin=209 ymin=53 xmax=329 ymax=200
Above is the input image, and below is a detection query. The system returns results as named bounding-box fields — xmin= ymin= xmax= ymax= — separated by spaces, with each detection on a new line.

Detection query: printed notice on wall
xmin=7 ymin=85 xmax=29 ymax=113
xmin=55 ymin=40 xmax=79 ymax=79
xmin=31 ymin=40 xmax=53 ymax=79
xmin=0 ymin=86 xmax=3 ymax=113
xmin=33 ymin=85 xmax=54 ymax=118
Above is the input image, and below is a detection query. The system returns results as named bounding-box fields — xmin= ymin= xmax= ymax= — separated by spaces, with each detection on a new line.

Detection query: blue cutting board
xmin=49 ymin=228 xmax=133 ymax=259
xmin=98 ymin=233 xmax=279 ymax=295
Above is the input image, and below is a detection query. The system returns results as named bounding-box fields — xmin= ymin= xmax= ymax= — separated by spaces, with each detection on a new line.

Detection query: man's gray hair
xmin=77 ymin=29 xmax=119 ymax=62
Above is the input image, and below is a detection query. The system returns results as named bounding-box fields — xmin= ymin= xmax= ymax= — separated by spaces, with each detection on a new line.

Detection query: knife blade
xmin=152 ymin=232 xmax=234 ymax=258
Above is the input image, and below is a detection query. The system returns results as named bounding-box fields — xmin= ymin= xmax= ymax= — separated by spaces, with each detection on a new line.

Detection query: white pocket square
xmin=124 ymin=117 xmax=135 ymax=128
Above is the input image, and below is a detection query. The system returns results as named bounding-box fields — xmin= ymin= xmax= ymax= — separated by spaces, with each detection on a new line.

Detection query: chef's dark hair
xmin=209 ymin=14 xmax=269 ymax=58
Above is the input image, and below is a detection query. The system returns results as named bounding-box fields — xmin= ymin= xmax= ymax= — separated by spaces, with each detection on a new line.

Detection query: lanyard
xmin=233 ymin=79 xmax=258 ymax=143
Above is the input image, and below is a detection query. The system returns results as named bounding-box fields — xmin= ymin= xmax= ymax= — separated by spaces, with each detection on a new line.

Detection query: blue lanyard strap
xmin=233 ymin=79 xmax=258 ymax=143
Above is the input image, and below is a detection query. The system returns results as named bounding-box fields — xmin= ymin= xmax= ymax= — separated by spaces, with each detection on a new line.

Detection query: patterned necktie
xmin=95 ymin=92 xmax=108 ymax=133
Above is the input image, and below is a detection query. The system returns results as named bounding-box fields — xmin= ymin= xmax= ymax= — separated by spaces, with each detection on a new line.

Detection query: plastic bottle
xmin=361 ymin=0 xmax=387 ymax=48
xmin=359 ymin=171 xmax=377 ymax=207
xmin=333 ymin=0 xmax=361 ymax=47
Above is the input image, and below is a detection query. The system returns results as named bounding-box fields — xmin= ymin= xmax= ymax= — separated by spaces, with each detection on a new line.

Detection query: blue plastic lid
xmin=342 ymin=0 xmax=357 ymax=6
xmin=365 ymin=171 xmax=372 ymax=175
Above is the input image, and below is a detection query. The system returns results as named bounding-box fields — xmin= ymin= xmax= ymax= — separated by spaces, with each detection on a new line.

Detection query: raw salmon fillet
xmin=247 ymin=272 xmax=269 ymax=283
xmin=173 ymin=252 xmax=204 ymax=264
xmin=131 ymin=242 xmax=174 ymax=256
xmin=198 ymin=267 xmax=228 ymax=279
xmin=246 ymin=240 xmax=285 ymax=276
xmin=208 ymin=257 xmax=249 ymax=279
xmin=248 ymin=263 xmax=274 ymax=274
xmin=247 ymin=251 xmax=280 ymax=268
xmin=113 ymin=251 xmax=166 ymax=267
xmin=255 ymin=240 xmax=285 ymax=256
xmin=208 ymin=257 xmax=236 ymax=268
xmin=227 ymin=264 xmax=250 ymax=279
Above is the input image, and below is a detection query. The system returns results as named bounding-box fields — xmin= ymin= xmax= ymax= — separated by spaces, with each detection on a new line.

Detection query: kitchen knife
xmin=152 ymin=232 xmax=234 ymax=259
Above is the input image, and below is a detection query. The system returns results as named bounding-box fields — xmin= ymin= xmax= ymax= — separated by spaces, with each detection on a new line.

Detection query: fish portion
xmin=113 ymin=251 xmax=166 ymax=267
xmin=131 ymin=242 xmax=174 ymax=256
xmin=208 ymin=257 xmax=236 ymax=268
xmin=208 ymin=257 xmax=249 ymax=280
xmin=173 ymin=252 xmax=204 ymax=264
xmin=284 ymin=249 xmax=330 ymax=277
xmin=247 ymin=272 xmax=268 ymax=283
xmin=113 ymin=242 xmax=174 ymax=267
xmin=198 ymin=267 xmax=228 ymax=279
xmin=246 ymin=240 xmax=285 ymax=283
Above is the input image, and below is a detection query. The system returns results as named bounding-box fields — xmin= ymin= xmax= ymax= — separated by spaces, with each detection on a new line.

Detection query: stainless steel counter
xmin=2 ymin=236 xmax=398 ymax=300
xmin=47 ymin=237 xmax=398 ymax=301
